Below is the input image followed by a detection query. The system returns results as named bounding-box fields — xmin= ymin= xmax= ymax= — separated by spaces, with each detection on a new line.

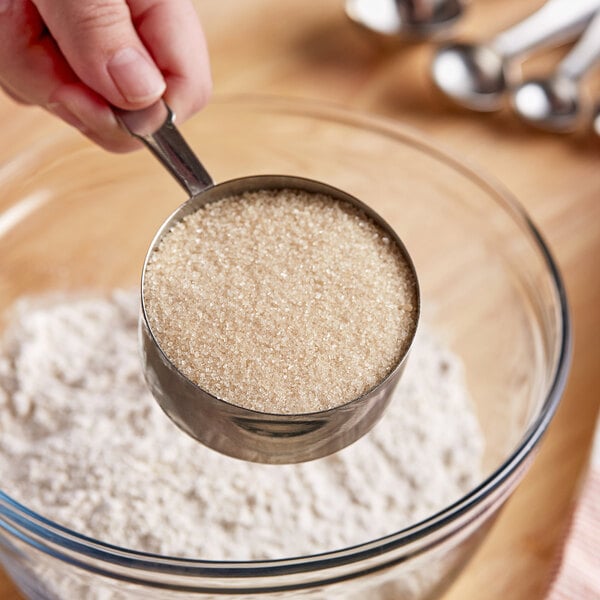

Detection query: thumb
xmin=32 ymin=0 xmax=166 ymax=109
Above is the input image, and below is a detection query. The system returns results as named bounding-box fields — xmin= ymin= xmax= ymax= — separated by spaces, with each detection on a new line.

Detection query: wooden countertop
xmin=0 ymin=1 xmax=598 ymax=598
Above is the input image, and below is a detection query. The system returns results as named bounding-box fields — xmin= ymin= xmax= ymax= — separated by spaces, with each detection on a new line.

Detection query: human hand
xmin=0 ymin=0 xmax=212 ymax=152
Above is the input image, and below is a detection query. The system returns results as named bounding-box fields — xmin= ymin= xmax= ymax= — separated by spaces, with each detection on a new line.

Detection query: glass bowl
xmin=0 ymin=95 xmax=570 ymax=599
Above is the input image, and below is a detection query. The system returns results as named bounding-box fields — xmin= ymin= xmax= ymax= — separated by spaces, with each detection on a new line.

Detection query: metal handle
xmin=118 ymin=101 xmax=214 ymax=197
xmin=558 ymin=11 xmax=600 ymax=81
xmin=492 ymin=0 xmax=600 ymax=60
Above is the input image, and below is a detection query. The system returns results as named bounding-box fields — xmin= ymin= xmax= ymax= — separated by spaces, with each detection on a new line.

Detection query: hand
xmin=0 ymin=0 xmax=212 ymax=152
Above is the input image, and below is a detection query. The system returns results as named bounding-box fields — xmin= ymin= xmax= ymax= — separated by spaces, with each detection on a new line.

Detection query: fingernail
xmin=107 ymin=47 xmax=166 ymax=104
xmin=46 ymin=103 xmax=88 ymax=133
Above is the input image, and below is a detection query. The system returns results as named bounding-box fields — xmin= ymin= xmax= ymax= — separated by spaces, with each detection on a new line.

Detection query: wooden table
xmin=0 ymin=0 xmax=598 ymax=597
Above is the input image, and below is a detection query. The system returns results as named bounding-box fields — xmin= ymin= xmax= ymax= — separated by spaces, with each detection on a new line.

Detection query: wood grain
xmin=0 ymin=0 xmax=598 ymax=598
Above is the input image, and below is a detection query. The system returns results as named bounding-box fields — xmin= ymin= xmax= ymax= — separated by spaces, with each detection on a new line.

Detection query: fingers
xmin=32 ymin=0 xmax=211 ymax=119
xmin=0 ymin=0 xmax=77 ymax=105
xmin=0 ymin=0 xmax=211 ymax=152
xmin=0 ymin=1 xmax=139 ymax=151
xmin=128 ymin=0 xmax=212 ymax=121
xmin=32 ymin=0 xmax=167 ymax=110
xmin=49 ymin=83 xmax=141 ymax=152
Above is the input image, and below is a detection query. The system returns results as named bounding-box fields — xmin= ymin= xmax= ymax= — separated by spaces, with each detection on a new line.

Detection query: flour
xmin=0 ymin=290 xmax=483 ymax=561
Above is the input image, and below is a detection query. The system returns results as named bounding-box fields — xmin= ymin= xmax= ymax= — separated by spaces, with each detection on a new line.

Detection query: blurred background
xmin=0 ymin=0 xmax=598 ymax=598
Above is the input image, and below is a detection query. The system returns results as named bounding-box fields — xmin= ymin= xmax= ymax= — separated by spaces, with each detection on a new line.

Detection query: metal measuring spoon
xmin=431 ymin=0 xmax=600 ymax=111
xmin=510 ymin=12 xmax=600 ymax=133
xmin=594 ymin=104 xmax=600 ymax=136
xmin=119 ymin=102 xmax=420 ymax=464
xmin=345 ymin=0 xmax=466 ymax=39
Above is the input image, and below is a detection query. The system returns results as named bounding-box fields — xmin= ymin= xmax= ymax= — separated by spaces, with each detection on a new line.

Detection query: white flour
xmin=0 ymin=290 xmax=483 ymax=561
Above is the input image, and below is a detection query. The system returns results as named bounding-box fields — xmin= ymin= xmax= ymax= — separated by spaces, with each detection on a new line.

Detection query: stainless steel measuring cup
xmin=119 ymin=102 xmax=420 ymax=464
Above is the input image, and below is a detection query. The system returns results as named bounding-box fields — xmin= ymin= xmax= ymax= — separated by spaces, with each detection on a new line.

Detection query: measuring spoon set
xmin=347 ymin=0 xmax=600 ymax=134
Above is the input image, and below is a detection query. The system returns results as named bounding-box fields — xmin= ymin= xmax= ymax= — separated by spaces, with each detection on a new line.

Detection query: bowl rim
xmin=0 ymin=93 xmax=571 ymax=588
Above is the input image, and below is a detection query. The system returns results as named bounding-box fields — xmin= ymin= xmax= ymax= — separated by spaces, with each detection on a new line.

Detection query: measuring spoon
xmin=594 ymin=104 xmax=600 ymax=136
xmin=431 ymin=0 xmax=600 ymax=111
xmin=345 ymin=0 xmax=466 ymax=39
xmin=119 ymin=102 xmax=420 ymax=464
xmin=510 ymin=12 xmax=600 ymax=133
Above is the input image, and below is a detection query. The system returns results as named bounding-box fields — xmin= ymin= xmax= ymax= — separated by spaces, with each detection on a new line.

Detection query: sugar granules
xmin=143 ymin=189 xmax=418 ymax=414
xmin=0 ymin=290 xmax=483 ymax=561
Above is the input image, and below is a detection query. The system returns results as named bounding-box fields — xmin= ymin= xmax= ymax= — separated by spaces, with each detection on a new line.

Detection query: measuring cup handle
xmin=117 ymin=101 xmax=214 ymax=197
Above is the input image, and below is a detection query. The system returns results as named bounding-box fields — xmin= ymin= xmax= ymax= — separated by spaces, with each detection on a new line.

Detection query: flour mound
xmin=0 ymin=291 xmax=483 ymax=560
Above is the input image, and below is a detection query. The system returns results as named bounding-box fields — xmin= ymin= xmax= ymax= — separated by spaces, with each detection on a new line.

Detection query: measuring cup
xmin=119 ymin=102 xmax=420 ymax=464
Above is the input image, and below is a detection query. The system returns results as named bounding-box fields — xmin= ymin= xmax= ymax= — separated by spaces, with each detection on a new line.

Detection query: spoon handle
xmin=492 ymin=0 xmax=600 ymax=60
xmin=557 ymin=11 xmax=600 ymax=81
xmin=118 ymin=101 xmax=214 ymax=197
xmin=594 ymin=103 xmax=600 ymax=137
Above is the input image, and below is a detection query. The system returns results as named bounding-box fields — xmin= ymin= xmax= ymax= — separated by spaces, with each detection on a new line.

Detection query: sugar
xmin=143 ymin=189 xmax=418 ymax=414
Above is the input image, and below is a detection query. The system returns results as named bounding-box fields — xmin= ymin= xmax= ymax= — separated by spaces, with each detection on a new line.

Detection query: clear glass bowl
xmin=0 ymin=95 xmax=570 ymax=599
